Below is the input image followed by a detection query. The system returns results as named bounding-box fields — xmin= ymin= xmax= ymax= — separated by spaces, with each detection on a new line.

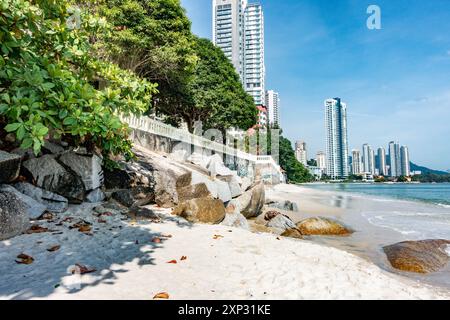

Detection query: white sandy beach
xmin=1 ymin=190 xmax=449 ymax=300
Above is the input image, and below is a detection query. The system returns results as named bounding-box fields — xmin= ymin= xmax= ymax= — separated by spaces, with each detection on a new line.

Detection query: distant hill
xmin=410 ymin=162 xmax=448 ymax=175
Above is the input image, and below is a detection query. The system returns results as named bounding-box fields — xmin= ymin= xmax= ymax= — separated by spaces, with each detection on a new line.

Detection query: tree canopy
xmin=0 ymin=0 xmax=157 ymax=162
xmin=279 ymin=136 xmax=313 ymax=183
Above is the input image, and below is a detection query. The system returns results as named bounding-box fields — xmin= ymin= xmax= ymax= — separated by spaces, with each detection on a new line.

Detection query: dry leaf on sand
xmin=153 ymin=292 xmax=169 ymax=299
xmin=47 ymin=245 xmax=61 ymax=252
xmin=15 ymin=253 xmax=34 ymax=264
xmin=167 ymin=260 xmax=177 ymax=264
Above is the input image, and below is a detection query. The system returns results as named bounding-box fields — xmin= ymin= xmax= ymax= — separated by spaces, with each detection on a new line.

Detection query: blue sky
xmin=180 ymin=0 xmax=450 ymax=170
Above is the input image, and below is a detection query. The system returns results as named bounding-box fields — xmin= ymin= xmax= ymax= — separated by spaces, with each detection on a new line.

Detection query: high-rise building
xmin=212 ymin=0 xmax=246 ymax=78
xmin=389 ymin=141 xmax=402 ymax=177
xmin=400 ymin=146 xmax=410 ymax=176
xmin=265 ymin=90 xmax=280 ymax=126
xmin=212 ymin=0 xmax=265 ymax=105
xmin=324 ymin=98 xmax=349 ymax=179
xmin=351 ymin=149 xmax=362 ymax=175
xmin=377 ymin=147 xmax=387 ymax=176
xmin=362 ymin=144 xmax=375 ymax=174
xmin=295 ymin=141 xmax=308 ymax=166
xmin=316 ymin=151 xmax=326 ymax=172
xmin=243 ymin=2 xmax=265 ymax=105
xmin=256 ymin=105 xmax=267 ymax=127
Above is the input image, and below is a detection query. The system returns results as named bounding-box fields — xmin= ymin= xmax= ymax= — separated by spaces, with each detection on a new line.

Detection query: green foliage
xmin=278 ymin=136 xmax=314 ymax=183
xmin=184 ymin=37 xmax=257 ymax=132
xmin=411 ymin=173 xmax=450 ymax=183
xmin=0 ymin=0 xmax=157 ymax=159
xmin=307 ymin=159 xmax=317 ymax=166
xmin=396 ymin=175 xmax=408 ymax=182
xmin=96 ymin=0 xmax=196 ymax=120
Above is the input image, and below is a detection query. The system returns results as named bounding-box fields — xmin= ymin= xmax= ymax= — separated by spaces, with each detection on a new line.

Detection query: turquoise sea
xmin=305 ymin=183 xmax=450 ymax=207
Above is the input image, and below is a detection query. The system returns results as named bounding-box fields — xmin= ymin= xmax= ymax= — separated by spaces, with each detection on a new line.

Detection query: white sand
xmin=1 ymin=198 xmax=449 ymax=300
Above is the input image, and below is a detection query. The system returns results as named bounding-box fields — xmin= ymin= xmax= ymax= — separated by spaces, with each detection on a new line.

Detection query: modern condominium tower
xmin=243 ymin=2 xmax=265 ymax=105
xmin=377 ymin=147 xmax=387 ymax=176
xmin=212 ymin=0 xmax=265 ymax=105
xmin=351 ymin=149 xmax=362 ymax=175
xmin=400 ymin=146 xmax=411 ymax=176
xmin=316 ymin=151 xmax=327 ymax=172
xmin=212 ymin=0 xmax=246 ymax=78
xmin=389 ymin=141 xmax=402 ymax=177
xmin=295 ymin=141 xmax=308 ymax=166
xmin=265 ymin=90 xmax=280 ymax=126
xmin=324 ymin=98 xmax=349 ymax=179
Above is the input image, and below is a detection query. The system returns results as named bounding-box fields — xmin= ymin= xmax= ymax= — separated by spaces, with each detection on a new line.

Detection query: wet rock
xmin=22 ymin=155 xmax=84 ymax=201
xmin=86 ymin=188 xmax=105 ymax=203
xmin=296 ymin=217 xmax=353 ymax=236
xmin=235 ymin=181 xmax=265 ymax=218
xmin=0 ymin=184 xmax=46 ymax=219
xmin=172 ymin=197 xmax=226 ymax=224
xmin=0 ymin=150 xmax=21 ymax=183
xmin=220 ymin=200 xmax=249 ymax=230
xmin=383 ymin=239 xmax=450 ymax=274
xmin=0 ymin=190 xmax=29 ymax=240
xmin=13 ymin=182 xmax=68 ymax=213
xmin=59 ymin=150 xmax=103 ymax=191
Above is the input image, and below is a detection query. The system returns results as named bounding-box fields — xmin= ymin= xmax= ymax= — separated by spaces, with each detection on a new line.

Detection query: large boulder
xmin=13 ymin=182 xmax=68 ymax=213
xmin=220 ymin=200 xmax=249 ymax=230
xmin=22 ymin=155 xmax=84 ymax=202
xmin=177 ymin=183 xmax=211 ymax=203
xmin=235 ymin=181 xmax=265 ymax=218
xmin=0 ymin=150 xmax=21 ymax=183
xmin=0 ymin=185 xmax=46 ymax=219
xmin=207 ymin=154 xmax=233 ymax=177
xmin=172 ymin=197 xmax=226 ymax=224
xmin=265 ymin=211 xmax=297 ymax=231
xmin=104 ymin=160 xmax=155 ymax=190
xmin=59 ymin=150 xmax=103 ymax=191
xmin=217 ymin=175 xmax=242 ymax=199
xmin=267 ymin=200 xmax=299 ymax=212
xmin=383 ymin=239 xmax=450 ymax=274
xmin=296 ymin=217 xmax=353 ymax=236
xmin=281 ymin=228 xmax=304 ymax=239
xmin=86 ymin=188 xmax=105 ymax=203
xmin=0 ymin=191 xmax=29 ymax=240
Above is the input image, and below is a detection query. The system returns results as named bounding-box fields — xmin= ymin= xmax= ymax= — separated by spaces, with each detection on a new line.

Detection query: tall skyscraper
xmin=212 ymin=0 xmax=265 ymax=105
xmin=265 ymin=90 xmax=280 ymax=126
xmin=316 ymin=151 xmax=326 ymax=172
xmin=377 ymin=147 xmax=387 ymax=176
xmin=212 ymin=0 xmax=246 ymax=78
xmin=295 ymin=141 xmax=307 ymax=166
xmin=400 ymin=146 xmax=411 ymax=176
xmin=389 ymin=141 xmax=402 ymax=177
xmin=324 ymin=98 xmax=349 ymax=179
xmin=351 ymin=149 xmax=362 ymax=175
xmin=243 ymin=3 xmax=265 ymax=105
xmin=362 ymin=144 xmax=375 ymax=174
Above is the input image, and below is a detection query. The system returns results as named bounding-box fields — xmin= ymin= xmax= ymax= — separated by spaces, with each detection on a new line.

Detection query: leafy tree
xmin=397 ymin=175 xmax=408 ymax=182
xmin=307 ymin=159 xmax=317 ymax=166
xmin=279 ymin=136 xmax=313 ymax=183
xmin=0 ymin=0 xmax=156 ymax=162
xmin=185 ymin=37 xmax=257 ymax=132
xmin=95 ymin=0 xmax=197 ymax=122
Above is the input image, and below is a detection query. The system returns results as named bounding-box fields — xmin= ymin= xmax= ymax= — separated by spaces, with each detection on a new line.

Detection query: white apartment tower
xmin=295 ymin=141 xmax=308 ymax=166
xmin=389 ymin=141 xmax=402 ymax=177
xmin=325 ymin=98 xmax=349 ymax=179
xmin=265 ymin=90 xmax=280 ymax=126
xmin=212 ymin=0 xmax=265 ymax=105
xmin=351 ymin=149 xmax=363 ymax=175
xmin=377 ymin=147 xmax=387 ymax=176
xmin=212 ymin=0 xmax=246 ymax=78
xmin=400 ymin=146 xmax=411 ymax=176
xmin=316 ymin=151 xmax=327 ymax=172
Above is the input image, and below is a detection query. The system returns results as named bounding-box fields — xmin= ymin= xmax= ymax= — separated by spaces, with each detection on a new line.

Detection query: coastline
xmin=1 ymin=186 xmax=449 ymax=299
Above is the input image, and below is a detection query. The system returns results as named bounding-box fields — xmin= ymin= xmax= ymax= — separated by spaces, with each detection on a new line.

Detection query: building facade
xmin=400 ymin=145 xmax=411 ymax=176
xmin=256 ymin=105 xmax=267 ymax=127
xmin=389 ymin=141 xmax=402 ymax=177
xmin=324 ymin=98 xmax=349 ymax=179
xmin=212 ymin=0 xmax=265 ymax=106
xmin=265 ymin=90 xmax=280 ymax=127
xmin=295 ymin=141 xmax=308 ymax=166
xmin=362 ymin=144 xmax=376 ymax=175
xmin=377 ymin=147 xmax=387 ymax=176
xmin=351 ymin=149 xmax=362 ymax=175
xmin=316 ymin=151 xmax=327 ymax=172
